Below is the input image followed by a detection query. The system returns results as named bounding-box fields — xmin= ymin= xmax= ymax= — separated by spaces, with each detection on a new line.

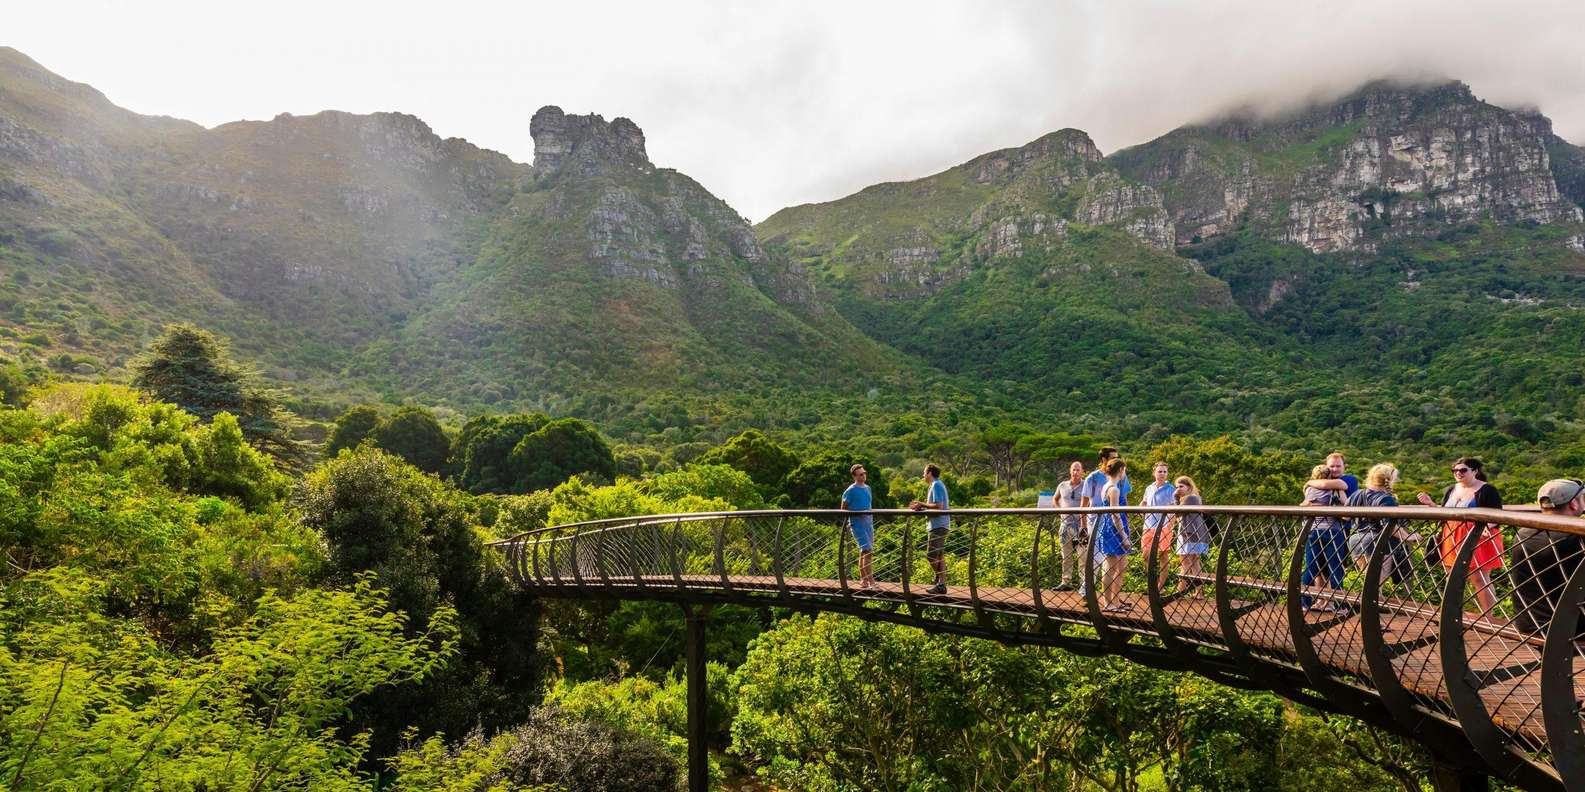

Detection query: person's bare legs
xmin=1178 ymin=553 xmax=1202 ymax=592
xmin=1103 ymin=556 xmax=1127 ymax=609
xmin=1154 ymin=533 xmax=1172 ymax=591
xmin=859 ymin=550 xmax=874 ymax=587
xmin=1471 ymin=569 xmax=1498 ymax=615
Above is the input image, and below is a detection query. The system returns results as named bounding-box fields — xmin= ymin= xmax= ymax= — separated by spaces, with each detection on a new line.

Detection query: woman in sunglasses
xmin=1418 ymin=457 xmax=1504 ymax=613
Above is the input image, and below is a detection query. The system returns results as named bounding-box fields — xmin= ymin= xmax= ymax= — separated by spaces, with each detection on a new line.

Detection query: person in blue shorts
xmin=841 ymin=463 xmax=877 ymax=589
xmin=910 ymin=463 xmax=950 ymax=595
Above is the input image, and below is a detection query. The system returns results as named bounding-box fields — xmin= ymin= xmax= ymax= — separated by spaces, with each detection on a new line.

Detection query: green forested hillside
xmin=5 ymin=48 xmax=1585 ymax=470
xmin=756 ymin=80 xmax=1585 ymax=470
xmin=0 ymin=50 xmax=923 ymax=428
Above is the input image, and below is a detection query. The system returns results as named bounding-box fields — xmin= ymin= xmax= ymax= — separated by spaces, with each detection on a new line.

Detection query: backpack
xmin=1346 ymin=489 xmax=1393 ymax=535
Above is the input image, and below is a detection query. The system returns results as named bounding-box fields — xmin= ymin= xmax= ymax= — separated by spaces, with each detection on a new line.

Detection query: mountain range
xmin=3 ymin=45 xmax=1583 ymax=453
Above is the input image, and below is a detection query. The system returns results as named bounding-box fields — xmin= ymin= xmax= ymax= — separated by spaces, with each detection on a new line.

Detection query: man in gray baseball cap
xmin=1510 ymin=479 xmax=1585 ymax=634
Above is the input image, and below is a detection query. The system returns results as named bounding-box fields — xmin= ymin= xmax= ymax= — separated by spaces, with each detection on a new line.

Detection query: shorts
xmin=1346 ymin=531 xmax=1377 ymax=560
xmin=849 ymin=517 xmax=874 ymax=552
xmin=926 ymin=526 xmax=948 ymax=561
xmin=1141 ymin=527 xmax=1173 ymax=557
xmin=1178 ymin=542 xmax=1209 ymax=555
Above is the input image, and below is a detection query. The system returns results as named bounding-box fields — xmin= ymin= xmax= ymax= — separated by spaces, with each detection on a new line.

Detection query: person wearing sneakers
xmin=841 ymin=463 xmax=877 ymax=590
xmin=1511 ymin=479 xmax=1585 ymax=635
xmin=1054 ymin=460 xmax=1086 ymax=591
xmin=910 ymin=463 xmax=951 ymax=595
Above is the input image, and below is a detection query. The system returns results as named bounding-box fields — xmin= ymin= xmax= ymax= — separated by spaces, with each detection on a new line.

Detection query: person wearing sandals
xmin=1419 ymin=457 xmax=1504 ymax=613
xmin=1168 ymin=476 xmax=1208 ymax=591
xmin=1301 ymin=463 xmax=1349 ymax=613
xmin=841 ymin=463 xmax=877 ymax=590
xmin=1345 ymin=463 xmax=1415 ymax=587
xmin=1094 ymin=458 xmax=1133 ymax=612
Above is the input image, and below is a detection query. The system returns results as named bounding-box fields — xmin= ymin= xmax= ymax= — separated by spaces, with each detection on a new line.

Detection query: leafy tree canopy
xmin=370 ymin=406 xmax=451 ymax=475
xmin=298 ymin=447 xmax=540 ymax=756
xmin=325 ymin=404 xmax=382 ymax=456
xmin=130 ymin=324 xmax=304 ymax=466
xmin=510 ymin=417 xmax=616 ymax=493
xmin=779 ymin=448 xmax=895 ymax=510
xmin=695 ymin=429 xmax=797 ymax=495
xmin=454 ymin=413 xmax=550 ymax=494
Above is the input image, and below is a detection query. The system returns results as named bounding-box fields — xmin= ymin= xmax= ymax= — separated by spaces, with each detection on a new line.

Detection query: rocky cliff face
xmin=375 ymin=106 xmax=883 ymax=405
xmin=1109 ymin=81 xmax=1584 ymax=253
xmin=757 ymin=128 xmax=1173 ymax=300
xmin=520 ymin=106 xmax=825 ymax=308
xmin=530 ymin=106 xmax=651 ymax=178
xmin=0 ymin=49 xmax=880 ymax=407
xmin=1545 ymin=132 xmax=1585 ymax=213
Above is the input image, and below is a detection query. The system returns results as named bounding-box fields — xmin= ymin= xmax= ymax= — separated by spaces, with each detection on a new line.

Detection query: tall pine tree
xmin=131 ymin=324 xmax=306 ymax=465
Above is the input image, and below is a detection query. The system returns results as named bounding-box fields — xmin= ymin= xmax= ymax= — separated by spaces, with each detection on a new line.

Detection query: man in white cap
xmin=1510 ymin=479 xmax=1585 ymax=634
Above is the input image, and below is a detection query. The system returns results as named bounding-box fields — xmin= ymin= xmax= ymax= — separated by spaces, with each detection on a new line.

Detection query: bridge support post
xmin=684 ymin=603 xmax=711 ymax=792
xmin=1430 ymin=761 xmax=1489 ymax=792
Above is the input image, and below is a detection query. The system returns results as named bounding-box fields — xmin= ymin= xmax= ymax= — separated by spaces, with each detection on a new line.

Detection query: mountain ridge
xmin=4 ymin=48 xmax=1585 ymax=452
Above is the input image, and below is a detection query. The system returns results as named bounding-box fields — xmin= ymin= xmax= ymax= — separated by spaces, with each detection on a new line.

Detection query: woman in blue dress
xmin=1094 ymin=458 xmax=1133 ymax=612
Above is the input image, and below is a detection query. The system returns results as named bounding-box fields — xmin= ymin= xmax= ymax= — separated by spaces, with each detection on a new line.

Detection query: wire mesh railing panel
xmin=1300 ymin=509 xmax=1383 ymax=688
xmin=1221 ymin=513 xmax=1303 ymax=666
xmin=1447 ymin=521 xmax=1559 ymax=762
xmin=1154 ymin=509 xmax=1222 ymax=647
xmin=1367 ymin=512 xmax=1457 ymax=719
xmin=778 ymin=515 xmax=841 ymax=594
xmin=972 ymin=514 xmax=1041 ymax=614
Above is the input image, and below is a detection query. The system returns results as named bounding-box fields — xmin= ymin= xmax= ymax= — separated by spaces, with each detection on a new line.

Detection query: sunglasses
xmin=1451 ymin=467 xmax=1471 ymax=474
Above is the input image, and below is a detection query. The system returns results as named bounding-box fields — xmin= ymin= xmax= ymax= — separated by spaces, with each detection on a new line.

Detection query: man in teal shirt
xmin=841 ymin=463 xmax=877 ymax=589
xmin=910 ymin=463 xmax=951 ymax=595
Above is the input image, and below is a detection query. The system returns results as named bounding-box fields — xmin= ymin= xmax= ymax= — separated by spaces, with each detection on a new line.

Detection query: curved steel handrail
xmin=492 ymin=505 xmax=1585 ymax=791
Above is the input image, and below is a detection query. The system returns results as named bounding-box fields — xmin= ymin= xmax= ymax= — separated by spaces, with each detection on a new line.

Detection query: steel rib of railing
xmin=492 ymin=505 xmax=1585 ymax=791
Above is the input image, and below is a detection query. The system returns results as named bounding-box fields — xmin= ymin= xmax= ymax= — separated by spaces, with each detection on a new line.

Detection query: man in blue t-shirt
xmin=1080 ymin=447 xmax=1132 ymax=528
xmin=1305 ymin=452 xmax=1360 ymax=499
xmin=910 ymin=463 xmax=951 ymax=595
xmin=841 ymin=463 xmax=877 ymax=589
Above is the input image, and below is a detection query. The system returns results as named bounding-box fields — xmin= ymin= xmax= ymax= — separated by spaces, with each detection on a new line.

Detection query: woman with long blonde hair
xmin=1170 ymin=476 xmax=1209 ymax=590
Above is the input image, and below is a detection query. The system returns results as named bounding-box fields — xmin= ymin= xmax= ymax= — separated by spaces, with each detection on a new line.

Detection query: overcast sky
xmin=10 ymin=1 xmax=1585 ymax=221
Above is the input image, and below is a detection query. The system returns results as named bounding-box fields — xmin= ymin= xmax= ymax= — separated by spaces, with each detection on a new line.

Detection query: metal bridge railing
xmin=492 ymin=505 xmax=1585 ymax=792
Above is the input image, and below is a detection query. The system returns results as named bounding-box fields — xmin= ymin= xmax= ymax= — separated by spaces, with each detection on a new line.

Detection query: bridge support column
xmin=1430 ymin=762 xmax=1489 ymax=792
xmin=684 ymin=604 xmax=711 ymax=792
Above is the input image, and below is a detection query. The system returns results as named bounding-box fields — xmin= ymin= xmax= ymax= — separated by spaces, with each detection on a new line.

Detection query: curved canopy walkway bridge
xmin=493 ymin=506 xmax=1585 ymax=791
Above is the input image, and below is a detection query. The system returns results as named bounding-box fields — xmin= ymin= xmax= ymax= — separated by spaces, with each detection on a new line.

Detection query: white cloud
xmin=9 ymin=0 xmax=1584 ymax=221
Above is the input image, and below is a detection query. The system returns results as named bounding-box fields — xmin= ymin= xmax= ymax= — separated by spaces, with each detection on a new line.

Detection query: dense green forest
xmin=2 ymin=324 xmax=1556 ymax=790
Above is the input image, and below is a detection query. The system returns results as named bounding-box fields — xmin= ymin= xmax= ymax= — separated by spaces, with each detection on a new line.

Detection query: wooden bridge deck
xmin=564 ymin=573 xmax=1561 ymax=744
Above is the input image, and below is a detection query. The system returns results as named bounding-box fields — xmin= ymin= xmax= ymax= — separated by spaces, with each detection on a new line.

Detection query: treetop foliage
xmin=130 ymin=323 xmax=306 ymax=467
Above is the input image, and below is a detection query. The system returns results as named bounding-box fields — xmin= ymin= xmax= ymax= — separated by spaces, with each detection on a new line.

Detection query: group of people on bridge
xmin=838 ymin=448 xmax=1585 ymax=629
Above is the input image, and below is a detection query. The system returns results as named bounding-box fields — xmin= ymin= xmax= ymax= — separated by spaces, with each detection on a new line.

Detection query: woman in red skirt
xmin=1419 ymin=457 xmax=1504 ymax=614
